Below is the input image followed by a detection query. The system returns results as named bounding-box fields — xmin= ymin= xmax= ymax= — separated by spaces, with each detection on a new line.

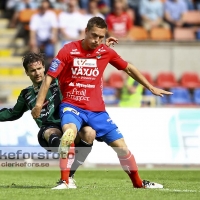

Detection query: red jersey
xmin=106 ymin=12 xmax=133 ymax=38
xmin=47 ymin=40 xmax=128 ymax=111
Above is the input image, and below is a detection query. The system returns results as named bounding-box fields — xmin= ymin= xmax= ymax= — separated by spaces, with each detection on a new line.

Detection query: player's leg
xmin=53 ymin=103 xmax=84 ymax=189
xmin=38 ymin=125 xmax=62 ymax=152
xmin=52 ymin=126 xmax=95 ymax=190
xmin=103 ymin=132 xmax=163 ymax=189
xmin=69 ymin=126 xmax=96 ymax=178
xmin=89 ymin=111 xmax=163 ymax=189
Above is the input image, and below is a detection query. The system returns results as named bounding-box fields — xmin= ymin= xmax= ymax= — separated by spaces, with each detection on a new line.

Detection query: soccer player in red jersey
xmin=31 ymin=17 xmax=173 ymax=189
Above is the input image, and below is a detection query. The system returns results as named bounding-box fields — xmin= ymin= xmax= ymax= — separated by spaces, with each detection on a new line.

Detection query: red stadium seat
xmin=183 ymin=11 xmax=200 ymax=25
xmin=174 ymin=28 xmax=196 ymax=41
xmin=107 ymin=71 xmax=124 ymax=89
xmin=18 ymin=9 xmax=38 ymax=30
xmin=141 ymin=72 xmax=155 ymax=85
xmin=150 ymin=28 xmax=172 ymax=41
xmin=180 ymin=72 xmax=200 ymax=89
xmin=156 ymin=72 xmax=179 ymax=88
xmin=130 ymin=26 xmax=149 ymax=40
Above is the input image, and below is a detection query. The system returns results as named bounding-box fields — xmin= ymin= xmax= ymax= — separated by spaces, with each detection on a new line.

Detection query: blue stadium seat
xmin=193 ymin=88 xmax=200 ymax=104
xmin=169 ymin=87 xmax=192 ymax=104
xmin=144 ymin=88 xmax=168 ymax=105
xmin=103 ymin=87 xmax=119 ymax=105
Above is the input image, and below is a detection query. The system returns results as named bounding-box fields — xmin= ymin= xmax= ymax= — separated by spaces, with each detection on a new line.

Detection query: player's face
xmin=85 ymin=26 xmax=106 ymax=49
xmin=25 ymin=61 xmax=45 ymax=86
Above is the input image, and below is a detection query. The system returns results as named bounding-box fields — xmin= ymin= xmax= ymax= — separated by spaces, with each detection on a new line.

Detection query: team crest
xmin=96 ymin=54 xmax=101 ymax=59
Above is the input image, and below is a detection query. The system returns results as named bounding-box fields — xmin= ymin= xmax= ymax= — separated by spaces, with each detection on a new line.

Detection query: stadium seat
xmin=180 ymin=72 xmax=200 ymax=89
xmin=150 ymin=28 xmax=172 ymax=40
xmin=0 ymin=68 xmax=10 ymax=75
xmin=18 ymin=9 xmax=38 ymax=30
xmin=169 ymin=87 xmax=192 ymax=104
xmin=155 ymin=72 xmax=179 ymax=88
xmin=103 ymin=87 xmax=119 ymax=105
xmin=141 ymin=71 xmax=155 ymax=85
xmin=183 ymin=11 xmax=200 ymax=25
xmin=130 ymin=26 xmax=149 ymax=40
xmin=193 ymin=88 xmax=200 ymax=104
xmin=174 ymin=28 xmax=196 ymax=41
xmin=10 ymin=67 xmax=25 ymax=76
xmin=107 ymin=71 xmax=123 ymax=89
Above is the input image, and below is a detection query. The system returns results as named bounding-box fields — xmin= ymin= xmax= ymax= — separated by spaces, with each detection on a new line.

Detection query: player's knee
xmin=116 ymin=146 xmax=129 ymax=157
xmin=110 ymin=138 xmax=129 ymax=156
xmin=79 ymin=126 xmax=96 ymax=144
xmin=44 ymin=129 xmax=62 ymax=142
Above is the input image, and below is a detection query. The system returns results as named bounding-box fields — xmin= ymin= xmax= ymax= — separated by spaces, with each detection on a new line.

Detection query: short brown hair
xmin=22 ymin=52 xmax=45 ymax=71
xmin=86 ymin=17 xmax=107 ymax=31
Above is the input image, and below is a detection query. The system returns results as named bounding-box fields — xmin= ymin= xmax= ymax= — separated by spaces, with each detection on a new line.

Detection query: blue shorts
xmin=59 ymin=103 xmax=123 ymax=144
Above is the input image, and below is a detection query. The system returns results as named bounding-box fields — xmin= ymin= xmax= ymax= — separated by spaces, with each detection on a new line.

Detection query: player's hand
xmin=149 ymin=87 xmax=173 ymax=97
xmin=105 ymin=37 xmax=118 ymax=47
xmin=31 ymin=105 xmax=42 ymax=119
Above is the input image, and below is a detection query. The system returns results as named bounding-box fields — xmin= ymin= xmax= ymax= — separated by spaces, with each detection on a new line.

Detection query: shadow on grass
xmin=0 ymin=184 xmax=49 ymax=189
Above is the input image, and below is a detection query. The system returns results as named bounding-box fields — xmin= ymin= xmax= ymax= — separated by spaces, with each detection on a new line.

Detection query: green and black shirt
xmin=0 ymin=79 xmax=62 ymax=128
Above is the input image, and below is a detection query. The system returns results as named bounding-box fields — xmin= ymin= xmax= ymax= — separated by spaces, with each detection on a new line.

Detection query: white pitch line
xmin=160 ymin=188 xmax=199 ymax=193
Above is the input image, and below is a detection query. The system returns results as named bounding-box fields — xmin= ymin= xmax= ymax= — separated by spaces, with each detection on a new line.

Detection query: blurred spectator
xmin=193 ymin=0 xmax=200 ymax=10
xmin=0 ymin=0 xmax=6 ymax=9
xmin=119 ymin=72 xmax=143 ymax=107
xmin=53 ymin=0 xmax=68 ymax=11
xmin=79 ymin=0 xmax=111 ymax=15
xmin=9 ymin=0 xmax=38 ymax=28
xmin=58 ymin=0 xmax=85 ymax=45
xmin=183 ymin=0 xmax=194 ymax=10
xmin=139 ymin=0 xmax=169 ymax=32
xmin=126 ymin=0 xmax=141 ymax=25
xmin=106 ymin=0 xmax=133 ymax=40
xmin=84 ymin=0 xmax=105 ymax=24
xmin=29 ymin=0 xmax=58 ymax=65
xmin=164 ymin=0 xmax=188 ymax=32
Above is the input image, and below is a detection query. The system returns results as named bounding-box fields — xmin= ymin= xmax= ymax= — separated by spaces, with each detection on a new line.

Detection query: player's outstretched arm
xmin=31 ymin=74 xmax=53 ymax=119
xmin=105 ymin=37 xmax=118 ymax=47
xmin=124 ymin=63 xmax=173 ymax=97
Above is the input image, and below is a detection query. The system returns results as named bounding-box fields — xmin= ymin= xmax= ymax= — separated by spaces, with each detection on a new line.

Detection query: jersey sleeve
xmin=108 ymin=48 xmax=128 ymax=70
xmin=0 ymin=90 xmax=28 ymax=121
xmin=47 ymin=45 xmax=68 ymax=78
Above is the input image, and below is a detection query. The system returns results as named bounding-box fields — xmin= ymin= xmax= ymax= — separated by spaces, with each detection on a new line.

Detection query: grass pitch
xmin=0 ymin=169 xmax=199 ymax=200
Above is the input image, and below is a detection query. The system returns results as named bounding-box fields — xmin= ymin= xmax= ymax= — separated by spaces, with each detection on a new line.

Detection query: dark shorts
xmin=38 ymin=123 xmax=62 ymax=151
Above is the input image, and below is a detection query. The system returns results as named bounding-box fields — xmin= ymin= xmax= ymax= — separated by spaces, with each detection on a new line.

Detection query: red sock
xmin=118 ymin=151 xmax=143 ymax=188
xmin=59 ymin=143 xmax=75 ymax=184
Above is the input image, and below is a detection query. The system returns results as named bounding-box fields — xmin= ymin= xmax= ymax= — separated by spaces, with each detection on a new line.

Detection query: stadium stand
xmin=130 ymin=26 xmax=149 ymax=40
xmin=193 ymin=88 xmax=200 ymax=104
xmin=182 ymin=11 xmax=200 ymax=25
xmin=174 ymin=28 xmax=196 ymax=41
xmin=169 ymin=87 xmax=192 ymax=105
xmin=180 ymin=72 xmax=200 ymax=89
xmin=155 ymin=72 xmax=179 ymax=88
xmin=150 ymin=28 xmax=172 ymax=40
xmin=107 ymin=71 xmax=124 ymax=89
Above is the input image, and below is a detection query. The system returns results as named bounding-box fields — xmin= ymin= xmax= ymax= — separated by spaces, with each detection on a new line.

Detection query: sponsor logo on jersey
xmin=72 ymin=58 xmax=99 ymax=78
xmin=70 ymin=48 xmax=80 ymax=54
xmin=73 ymin=58 xmax=97 ymax=68
xmin=69 ymin=82 xmax=75 ymax=86
xmin=96 ymin=47 xmax=106 ymax=53
xmin=66 ymin=88 xmax=90 ymax=101
xmin=69 ymin=82 xmax=95 ymax=88
xmin=49 ymin=58 xmax=61 ymax=72
xmin=63 ymin=107 xmax=80 ymax=115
